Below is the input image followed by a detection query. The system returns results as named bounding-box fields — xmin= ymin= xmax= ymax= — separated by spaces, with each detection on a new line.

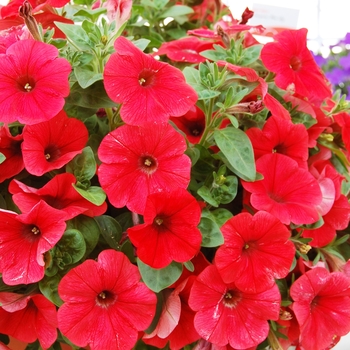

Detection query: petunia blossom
xmin=241 ymin=153 xmax=322 ymax=225
xmin=9 ymin=173 xmax=107 ymax=220
xmin=170 ymin=105 xmax=206 ymax=144
xmin=143 ymin=276 xmax=200 ymax=349
xmin=156 ymin=37 xmax=216 ymax=63
xmin=98 ymin=122 xmax=191 ymax=214
xmin=215 ymin=211 xmax=295 ymax=293
xmin=0 ymin=39 xmax=71 ymax=125
xmin=22 ymin=110 xmax=88 ymax=176
xmin=188 ymin=265 xmax=281 ymax=349
xmin=103 ymin=36 xmax=198 ymax=125
xmin=0 ymin=124 xmax=24 ymax=183
xmin=246 ymin=116 xmax=309 ymax=168
xmin=0 ymin=292 xmax=57 ymax=349
xmin=127 ymin=189 xmax=202 ymax=268
xmin=57 ymin=249 xmax=157 ymax=350
xmin=290 ymin=267 xmax=350 ymax=350
xmin=0 ymin=200 xmax=66 ymax=285
xmin=260 ymin=28 xmax=332 ymax=105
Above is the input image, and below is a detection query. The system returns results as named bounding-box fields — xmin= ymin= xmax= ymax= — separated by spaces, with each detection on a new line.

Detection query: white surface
xmin=334 ymin=334 xmax=350 ymax=350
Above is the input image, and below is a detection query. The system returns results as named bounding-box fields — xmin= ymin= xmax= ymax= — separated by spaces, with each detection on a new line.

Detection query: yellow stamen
xmin=32 ymin=226 xmax=40 ymax=235
xmin=24 ymin=83 xmax=32 ymax=92
xmin=155 ymin=218 xmax=163 ymax=225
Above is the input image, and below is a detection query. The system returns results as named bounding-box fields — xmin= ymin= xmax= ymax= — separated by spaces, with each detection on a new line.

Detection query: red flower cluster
xmin=0 ymin=1 xmax=350 ymax=350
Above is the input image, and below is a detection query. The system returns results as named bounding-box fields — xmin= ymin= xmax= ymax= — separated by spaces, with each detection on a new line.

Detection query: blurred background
xmin=226 ymin=0 xmax=350 ymax=98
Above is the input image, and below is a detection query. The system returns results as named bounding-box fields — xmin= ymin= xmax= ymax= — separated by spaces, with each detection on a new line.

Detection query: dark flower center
xmin=17 ymin=76 xmax=36 ymax=92
xmin=96 ymin=290 xmax=117 ymax=308
xmin=22 ymin=224 xmax=41 ymax=242
xmin=273 ymin=143 xmax=288 ymax=155
xmin=139 ymin=154 xmax=158 ymax=174
xmin=223 ymin=289 xmax=242 ymax=308
xmin=187 ymin=121 xmax=205 ymax=137
xmin=44 ymin=144 xmax=61 ymax=162
xmin=268 ymin=191 xmax=285 ymax=203
xmin=138 ymin=69 xmax=157 ymax=87
xmin=289 ymin=56 xmax=302 ymax=71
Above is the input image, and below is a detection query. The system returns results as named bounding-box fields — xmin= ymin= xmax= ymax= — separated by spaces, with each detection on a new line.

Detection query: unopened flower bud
xmin=227 ymin=101 xmax=264 ymax=114
xmin=240 ymin=7 xmax=254 ymax=24
xmin=19 ymin=1 xmax=42 ymax=41
xmin=216 ymin=25 xmax=231 ymax=48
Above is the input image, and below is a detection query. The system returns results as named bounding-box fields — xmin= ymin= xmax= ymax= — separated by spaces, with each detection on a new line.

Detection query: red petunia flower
xmin=57 ymin=249 xmax=157 ymax=350
xmin=9 ymin=173 xmax=107 ymax=220
xmin=156 ymin=37 xmax=216 ymax=63
xmin=103 ymin=36 xmax=198 ymax=125
xmin=127 ymin=189 xmax=202 ymax=268
xmin=0 ymin=292 xmax=57 ymax=349
xmin=246 ymin=116 xmax=309 ymax=168
xmin=215 ymin=211 xmax=295 ymax=293
xmin=188 ymin=265 xmax=281 ymax=349
xmin=103 ymin=0 xmax=132 ymax=30
xmin=0 ymin=200 xmax=66 ymax=285
xmin=0 ymin=25 xmax=30 ymax=54
xmin=170 ymin=105 xmax=206 ymax=144
xmin=98 ymin=122 xmax=191 ymax=214
xmin=290 ymin=267 xmax=350 ymax=350
xmin=22 ymin=110 xmax=88 ymax=176
xmin=0 ymin=40 xmax=71 ymax=125
xmin=143 ymin=276 xmax=200 ymax=349
xmin=260 ymin=28 xmax=332 ymax=105
xmin=0 ymin=125 xmax=24 ymax=183
xmin=241 ymin=153 xmax=322 ymax=225
xmin=302 ymin=194 xmax=350 ymax=247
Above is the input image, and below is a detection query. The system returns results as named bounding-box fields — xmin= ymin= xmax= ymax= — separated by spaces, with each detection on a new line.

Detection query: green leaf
xmin=67 ymin=146 xmax=97 ymax=181
xmin=133 ymin=38 xmax=151 ymax=51
xmin=137 ymin=259 xmax=183 ymax=292
xmin=58 ymin=229 xmax=87 ymax=264
xmin=153 ymin=0 xmax=170 ymax=9
xmin=198 ymin=208 xmax=231 ymax=247
xmin=197 ymin=186 xmax=219 ymax=207
xmin=203 ymin=207 xmax=232 ymax=226
xmin=199 ymin=217 xmax=224 ymax=247
xmin=74 ymin=67 xmax=103 ymax=89
xmin=200 ymin=49 xmax=227 ymax=62
xmin=73 ymin=185 xmax=106 ymax=206
xmin=121 ymin=239 xmax=135 ymax=263
xmin=0 ymin=152 xmax=5 ymax=164
xmin=74 ymin=8 xmax=107 ymax=22
xmin=184 ymin=260 xmax=194 ymax=272
xmin=214 ymin=127 xmax=256 ymax=181
xmin=160 ymin=5 xmax=193 ymax=18
xmin=66 ymin=81 xmax=116 ymax=109
xmin=54 ymin=22 xmax=93 ymax=51
xmin=212 ymin=175 xmax=238 ymax=204
xmin=69 ymin=216 xmax=100 ymax=258
xmin=39 ymin=274 xmax=64 ymax=306
xmin=240 ymin=45 xmax=262 ymax=65
xmin=95 ymin=215 xmax=122 ymax=250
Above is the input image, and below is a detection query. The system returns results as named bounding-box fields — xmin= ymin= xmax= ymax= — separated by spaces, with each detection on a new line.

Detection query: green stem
xmin=267 ymin=329 xmax=283 ymax=350
xmin=105 ymin=107 xmax=115 ymax=130
xmin=199 ymin=98 xmax=216 ymax=146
